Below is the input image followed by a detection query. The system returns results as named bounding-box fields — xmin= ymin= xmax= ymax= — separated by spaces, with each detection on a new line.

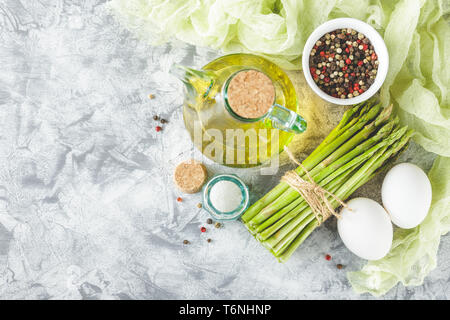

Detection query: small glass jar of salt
xmin=203 ymin=174 xmax=249 ymax=221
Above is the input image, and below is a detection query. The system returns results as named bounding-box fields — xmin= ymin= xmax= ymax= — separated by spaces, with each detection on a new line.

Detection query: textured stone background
xmin=0 ymin=0 xmax=448 ymax=299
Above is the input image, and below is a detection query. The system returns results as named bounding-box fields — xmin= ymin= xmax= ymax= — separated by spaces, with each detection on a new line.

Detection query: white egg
xmin=338 ymin=198 xmax=393 ymax=260
xmin=382 ymin=163 xmax=432 ymax=229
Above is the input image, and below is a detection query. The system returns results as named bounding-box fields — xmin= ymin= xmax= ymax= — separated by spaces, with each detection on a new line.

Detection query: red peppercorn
xmin=363 ymin=44 xmax=368 ymax=51
xmin=200 ymin=227 xmax=206 ymax=233
xmin=324 ymin=77 xmax=330 ymax=83
xmin=354 ymin=83 xmax=359 ymax=88
xmin=344 ymin=73 xmax=348 ymax=78
xmin=371 ymin=53 xmax=377 ymax=60
xmin=313 ymin=74 xmax=318 ymax=79
xmin=345 ymin=47 xmax=350 ymax=53
xmin=342 ymin=66 xmax=348 ymax=71
xmin=351 ymin=72 xmax=356 ymax=77
xmin=177 ymin=197 xmax=182 ymax=202
xmin=357 ymin=39 xmax=361 ymax=43
xmin=320 ymin=51 xmax=325 ymax=56
xmin=357 ymin=61 xmax=363 ymax=66
xmin=325 ymin=254 xmax=332 ymax=261
xmin=310 ymin=67 xmax=316 ymax=73
xmin=155 ymin=126 xmax=162 ymax=132
xmin=358 ymin=89 xmax=364 ymax=94
xmin=345 ymin=58 xmax=351 ymax=65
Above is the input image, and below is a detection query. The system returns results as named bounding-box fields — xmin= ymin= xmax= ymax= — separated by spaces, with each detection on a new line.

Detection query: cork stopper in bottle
xmin=226 ymin=70 xmax=275 ymax=119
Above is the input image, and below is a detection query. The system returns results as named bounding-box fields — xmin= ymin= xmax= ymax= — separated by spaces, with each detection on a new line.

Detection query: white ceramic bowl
xmin=302 ymin=18 xmax=389 ymax=105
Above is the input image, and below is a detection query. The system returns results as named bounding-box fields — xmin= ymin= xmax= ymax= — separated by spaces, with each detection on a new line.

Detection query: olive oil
xmin=178 ymin=53 xmax=302 ymax=168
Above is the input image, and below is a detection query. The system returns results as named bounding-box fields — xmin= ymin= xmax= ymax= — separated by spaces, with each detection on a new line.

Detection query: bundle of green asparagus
xmin=241 ymin=100 xmax=413 ymax=262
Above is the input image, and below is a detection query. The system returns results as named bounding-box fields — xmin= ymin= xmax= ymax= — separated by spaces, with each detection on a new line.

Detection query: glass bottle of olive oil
xmin=172 ymin=53 xmax=306 ymax=168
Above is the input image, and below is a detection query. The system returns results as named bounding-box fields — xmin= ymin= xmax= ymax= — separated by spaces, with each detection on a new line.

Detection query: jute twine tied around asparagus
xmin=281 ymin=146 xmax=349 ymax=224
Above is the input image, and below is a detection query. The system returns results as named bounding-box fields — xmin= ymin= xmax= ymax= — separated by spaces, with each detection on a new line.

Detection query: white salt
xmin=209 ymin=180 xmax=243 ymax=212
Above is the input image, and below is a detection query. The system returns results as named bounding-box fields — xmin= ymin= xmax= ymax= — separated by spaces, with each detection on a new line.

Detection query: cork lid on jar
xmin=226 ymin=70 xmax=275 ymax=119
xmin=173 ymin=160 xmax=208 ymax=194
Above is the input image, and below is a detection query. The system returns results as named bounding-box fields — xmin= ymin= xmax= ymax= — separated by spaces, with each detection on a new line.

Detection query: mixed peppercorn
xmin=153 ymin=113 xmax=168 ymax=132
xmin=182 ymin=218 xmax=222 ymax=245
xmin=309 ymin=28 xmax=379 ymax=99
xmin=151 ymin=100 xmax=168 ymax=132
